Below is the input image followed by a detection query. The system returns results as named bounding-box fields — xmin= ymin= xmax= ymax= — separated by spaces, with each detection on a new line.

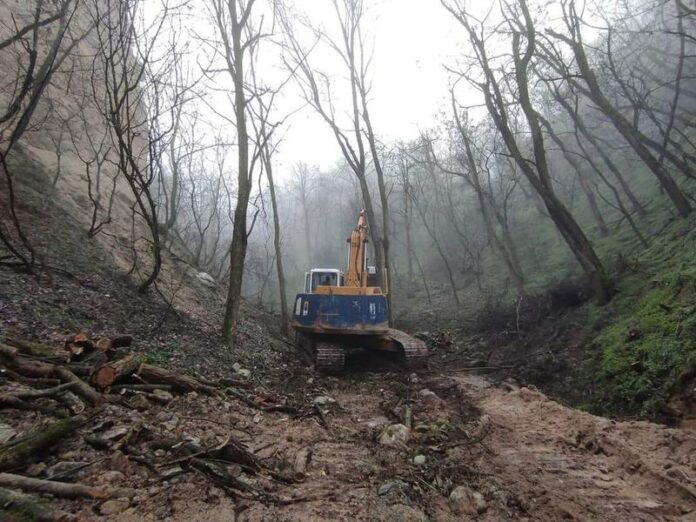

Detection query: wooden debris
xmin=91 ymin=354 xmax=146 ymax=390
xmin=293 ymin=447 xmax=312 ymax=482
xmin=54 ymin=367 xmax=103 ymax=406
xmin=0 ymin=416 xmax=86 ymax=471
xmin=0 ymin=486 xmax=72 ymax=521
xmin=135 ymin=364 xmax=218 ymax=395
xmin=0 ymin=472 xmax=134 ymax=500
xmin=2 ymin=338 xmax=56 ymax=358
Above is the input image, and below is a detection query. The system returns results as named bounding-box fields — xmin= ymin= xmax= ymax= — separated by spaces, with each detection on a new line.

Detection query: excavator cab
xmin=304 ymin=269 xmax=343 ymax=293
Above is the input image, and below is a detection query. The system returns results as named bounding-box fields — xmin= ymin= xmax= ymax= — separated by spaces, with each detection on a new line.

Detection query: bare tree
xmin=442 ymin=0 xmax=614 ymax=302
xmin=279 ymin=0 xmax=394 ymax=323
xmin=0 ymin=0 xmax=84 ymax=270
xmin=541 ymin=0 xmax=692 ymax=217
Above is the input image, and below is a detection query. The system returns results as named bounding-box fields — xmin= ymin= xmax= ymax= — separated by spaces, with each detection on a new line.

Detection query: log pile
xmin=0 ymin=333 xmax=311 ymax=519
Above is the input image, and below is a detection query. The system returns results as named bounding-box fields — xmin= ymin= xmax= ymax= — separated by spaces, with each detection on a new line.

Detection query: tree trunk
xmin=221 ymin=1 xmax=252 ymax=346
xmin=264 ymin=151 xmax=289 ymax=336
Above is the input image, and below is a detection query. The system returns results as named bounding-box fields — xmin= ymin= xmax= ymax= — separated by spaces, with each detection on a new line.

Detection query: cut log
xmin=0 ymin=395 xmax=67 ymax=418
xmin=0 ymin=486 xmax=72 ymax=521
xmin=11 ymin=382 xmax=74 ymax=399
xmin=110 ymin=335 xmax=133 ymax=348
xmin=0 ymin=343 xmax=19 ymax=359
xmin=91 ymin=354 xmax=146 ymax=390
xmin=2 ymin=338 xmax=56 ymax=358
xmin=0 ymin=473 xmax=134 ymax=500
xmin=111 ymin=384 xmax=173 ymax=392
xmin=0 ymin=349 xmax=55 ymax=379
xmin=0 ymin=416 xmax=86 ymax=471
xmin=54 ymin=367 xmax=103 ymax=406
xmin=57 ymin=390 xmax=85 ymax=415
xmin=0 ymin=368 xmax=61 ymax=388
xmin=293 ymin=447 xmax=312 ymax=482
xmin=135 ymin=364 xmax=218 ymax=395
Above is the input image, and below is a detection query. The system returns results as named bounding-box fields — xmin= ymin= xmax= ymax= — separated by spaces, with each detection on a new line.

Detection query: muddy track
xmin=451 ymin=375 xmax=696 ymax=521
xmin=103 ymin=371 xmax=695 ymax=522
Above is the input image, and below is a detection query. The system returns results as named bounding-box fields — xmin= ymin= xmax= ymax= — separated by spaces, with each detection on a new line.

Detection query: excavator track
xmin=386 ymin=328 xmax=429 ymax=369
xmin=295 ymin=333 xmax=346 ymax=373
xmin=315 ymin=342 xmax=346 ymax=373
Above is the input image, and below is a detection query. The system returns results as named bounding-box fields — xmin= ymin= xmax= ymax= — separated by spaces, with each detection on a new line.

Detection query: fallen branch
xmin=0 ymin=395 xmax=67 ymax=418
xmin=0 ymin=486 xmax=73 ymax=521
xmin=0 ymin=472 xmax=134 ymax=500
xmin=0 ymin=415 xmax=86 ymax=471
xmin=54 ymin=367 xmax=103 ymax=406
xmin=135 ymin=364 xmax=218 ymax=395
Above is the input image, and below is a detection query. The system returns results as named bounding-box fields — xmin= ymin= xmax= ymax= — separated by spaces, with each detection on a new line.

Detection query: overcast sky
xmin=261 ymin=0 xmax=464 ymax=174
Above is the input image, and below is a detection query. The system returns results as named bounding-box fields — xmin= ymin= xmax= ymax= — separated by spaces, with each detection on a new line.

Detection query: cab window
xmin=311 ymin=271 xmax=337 ymax=291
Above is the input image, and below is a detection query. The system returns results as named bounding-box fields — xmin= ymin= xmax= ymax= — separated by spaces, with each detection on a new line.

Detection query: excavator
xmin=291 ymin=210 xmax=428 ymax=372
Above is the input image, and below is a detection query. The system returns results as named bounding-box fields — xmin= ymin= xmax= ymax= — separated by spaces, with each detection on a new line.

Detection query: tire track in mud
xmin=451 ymin=375 xmax=696 ymax=521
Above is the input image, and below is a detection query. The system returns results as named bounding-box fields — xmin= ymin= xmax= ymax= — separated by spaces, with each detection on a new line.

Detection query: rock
xmin=313 ymin=395 xmax=336 ymax=406
xmin=196 ymin=271 xmax=217 ymax=288
xmin=232 ymin=362 xmax=242 ymax=372
xmin=449 ymin=485 xmax=487 ymax=516
xmin=0 ymin=422 xmax=16 ymax=444
xmin=129 ymin=394 xmax=150 ymax=410
xmin=377 ymin=479 xmax=409 ymax=497
xmin=99 ymin=499 xmax=130 ymax=516
xmin=161 ymin=414 xmax=179 ymax=431
xmin=152 ymin=389 xmax=174 ymax=403
xmin=501 ymin=378 xmax=520 ymax=392
xmin=237 ymin=368 xmax=251 ymax=378
xmin=365 ymin=416 xmax=390 ymax=429
xmin=102 ymin=425 xmax=130 ymax=441
xmin=96 ymin=470 xmax=126 ymax=485
xmin=47 ymin=461 xmax=85 ymax=480
xmin=25 ymin=462 xmax=47 ymax=477
xmin=417 ymin=388 xmax=442 ymax=408
xmin=160 ymin=466 xmax=183 ymax=479
xmin=379 ymin=424 xmax=410 ymax=446
xmin=413 ymin=454 xmax=426 ymax=465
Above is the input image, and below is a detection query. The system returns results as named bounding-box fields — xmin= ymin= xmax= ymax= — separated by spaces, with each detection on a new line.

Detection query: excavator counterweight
xmin=291 ymin=210 xmax=428 ymax=372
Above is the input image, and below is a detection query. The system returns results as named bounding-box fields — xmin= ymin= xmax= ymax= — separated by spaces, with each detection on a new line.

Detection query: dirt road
xmin=106 ymin=371 xmax=695 ymax=522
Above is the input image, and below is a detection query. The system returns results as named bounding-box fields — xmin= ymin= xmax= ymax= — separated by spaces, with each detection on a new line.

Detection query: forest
xmin=1 ymin=0 xmax=696 ymax=519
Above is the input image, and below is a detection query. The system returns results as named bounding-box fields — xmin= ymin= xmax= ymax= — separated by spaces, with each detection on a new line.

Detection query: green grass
xmin=579 ymin=214 xmax=696 ymax=419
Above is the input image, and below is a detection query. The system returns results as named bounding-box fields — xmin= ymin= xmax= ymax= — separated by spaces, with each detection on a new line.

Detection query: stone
xmin=313 ymin=395 xmax=336 ymax=406
xmin=129 ymin=394 xmax=150 ymax=410
xmin=196 ymin=271 xmax=217 ymax=288
xmin=413 ymin=454 xmax=426 ymax=465
xmin=97 ymin=470 xmax=126 ymax=484
xmin=25 ymin=462 xmax=47 ymax=477
xmin=161 ymin=414 xmax=179 ymax=431
xmin=47 ymin=461 xmax=85 ymax=479
xmin=159 ymin=466 xmax=183 ymax=480
xmin=379 ymin=424 xmax=410 ymax=446
xmin=365 ymin=415 xmax=390 ymax=429
xmin=0 ymin=422 xmax=16 ymax=444
xmin=237 ymin=368 xmax=251 ymax=378
xmin=101 ymin=425 xmax=129 ymax=441
xmin=449 ymin=485 xmax=487 ymax=516
xmin=152 ymin=389 xmax=174 ymax=402
xmin=99 ymin=499 xmax=130 ymax=516
xmin=232 ymin=362 xmax=242 ymax=372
